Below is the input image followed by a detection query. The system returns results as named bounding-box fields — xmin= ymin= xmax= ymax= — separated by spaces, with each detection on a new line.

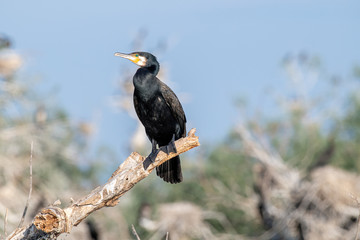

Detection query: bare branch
xmin=17 ymin=141 xmax=33 ymax=229
xmin=131 ymin=225 xmax=141 ymax=240
xmin=6 ymin=129 xmax=200 ymax=240
xmin=4 ymin=208 xmax=8 ymax=239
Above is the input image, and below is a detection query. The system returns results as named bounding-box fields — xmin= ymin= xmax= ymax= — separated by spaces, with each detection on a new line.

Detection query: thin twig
xmin=165 ymin=232 xmax=169 ymax=240
xmin=4 ymin=208 xmax=8 ymax=238
xmin=131 ymin=225 xmax=141 ymax=240
xmin=17 ymin=141 xmax=33 ymax=228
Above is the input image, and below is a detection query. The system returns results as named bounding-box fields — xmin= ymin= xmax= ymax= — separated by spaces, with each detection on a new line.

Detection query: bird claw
xmin=165 ymin=140 xmax=177 ymax=155
xmin=142 ymin=136 xmax=177 ymax=170
xmin=143 ymin=149 xmax=159 ymax=170
xmin=164 ymin=134 xmax=177 ymax=155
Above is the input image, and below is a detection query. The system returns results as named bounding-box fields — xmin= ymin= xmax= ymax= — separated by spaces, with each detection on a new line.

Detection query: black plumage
xmin=115 ymin=51 xmax=186 ymax=184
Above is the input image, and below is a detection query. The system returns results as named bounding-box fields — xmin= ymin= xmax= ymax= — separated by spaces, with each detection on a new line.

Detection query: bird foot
xmin=143 ymin=149 xmax=160 ymax=170
xmin=164 ymin=134 xmax=177 ymax=155
xmin=165 ymin=140 xmax=177 ymax=155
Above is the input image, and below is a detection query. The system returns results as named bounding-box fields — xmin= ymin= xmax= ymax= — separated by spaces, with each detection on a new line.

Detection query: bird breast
xmin=136 ymin=94 xmax=177 ymax=143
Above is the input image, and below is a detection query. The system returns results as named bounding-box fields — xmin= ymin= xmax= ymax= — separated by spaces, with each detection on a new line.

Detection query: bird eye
xmin=135 ymin=54 xmax=139 ymax=57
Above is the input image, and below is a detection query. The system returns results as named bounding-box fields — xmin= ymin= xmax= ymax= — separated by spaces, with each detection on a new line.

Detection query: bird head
xmin=114 ymin=51 xmax=157 ymax=68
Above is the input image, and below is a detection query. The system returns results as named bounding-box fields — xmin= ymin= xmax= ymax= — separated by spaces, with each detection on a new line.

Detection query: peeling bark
xmin=6 ymin=128 xmax=200 ymax=240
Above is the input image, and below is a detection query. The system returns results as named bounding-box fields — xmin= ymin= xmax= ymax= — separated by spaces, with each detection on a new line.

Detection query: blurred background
xmin=1 ymin=1 xmax=360 ymax=239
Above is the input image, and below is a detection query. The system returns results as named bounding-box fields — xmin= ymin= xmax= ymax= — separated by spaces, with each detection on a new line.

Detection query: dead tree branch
xmin=6 ymin=128 xmax=200 ymax=240
xmin=237 ymin=125 xmax=360 ymax=240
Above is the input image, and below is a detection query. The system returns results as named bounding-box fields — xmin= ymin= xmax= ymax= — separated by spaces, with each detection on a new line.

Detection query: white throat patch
xmin=137 ymin=56 xmax=147 ymax=67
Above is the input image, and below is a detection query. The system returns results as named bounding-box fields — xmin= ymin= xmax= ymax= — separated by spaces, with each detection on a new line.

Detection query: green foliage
xmin=3 ymin=43 xmax=360 ymax=239
xmin=121 ymin=59 xmax=360 ymax=238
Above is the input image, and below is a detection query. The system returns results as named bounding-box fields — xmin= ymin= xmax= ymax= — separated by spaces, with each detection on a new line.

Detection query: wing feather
xmin=159 ymin=81 xmax=187 ymax=137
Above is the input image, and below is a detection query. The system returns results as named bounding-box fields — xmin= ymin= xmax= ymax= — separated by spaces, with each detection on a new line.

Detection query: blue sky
xmin=1 ymin=0 xmax=359 ymax=158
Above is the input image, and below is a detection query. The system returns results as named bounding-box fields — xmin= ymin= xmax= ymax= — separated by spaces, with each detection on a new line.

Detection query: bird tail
xmin=156 ymin=156 xmax=183 ymax=184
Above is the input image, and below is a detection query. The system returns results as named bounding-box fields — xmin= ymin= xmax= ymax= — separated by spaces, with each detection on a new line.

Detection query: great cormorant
xmin=115 ymin=51 xmax=186 ymax=184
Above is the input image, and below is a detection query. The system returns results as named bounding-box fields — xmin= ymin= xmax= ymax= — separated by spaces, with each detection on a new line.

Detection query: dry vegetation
xmin=1 ymin=35 xmax=360 ymax=240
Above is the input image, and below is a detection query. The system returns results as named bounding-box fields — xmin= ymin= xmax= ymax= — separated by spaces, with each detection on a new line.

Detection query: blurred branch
xmin=4 ymin=208 xmax=8 ymax=238
xmin=237 ymin=123 xmax=360 ymax=239
xmin=17 ymin=142 xmax=33 ymax=229
xmin=6 ymin=129 xmax=200 ymax=240
xmin=131 ymin=224 xmax=141 ymax=240
xmin=236 ymin=125 xmax=298 ymax=181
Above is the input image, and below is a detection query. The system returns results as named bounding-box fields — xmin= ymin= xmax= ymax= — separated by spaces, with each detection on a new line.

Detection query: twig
xmin=165 ymin=232 xmax=169 ymax=240
xmin=131 ymin=225 xmax=141 ymax=240
xmin=17 ymin=141 xmax=33 ymax=229
xmin=4 ymin=208 xmax=8 ymax=238
xmin=6 ymin=129 xmax=200 ymax=240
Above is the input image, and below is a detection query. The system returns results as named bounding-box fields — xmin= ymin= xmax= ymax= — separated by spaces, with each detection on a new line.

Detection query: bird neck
xmin=133 ymin=68 xmax=159 ymax=100
xmin=144 ymin=63 xmax=159 ymax=76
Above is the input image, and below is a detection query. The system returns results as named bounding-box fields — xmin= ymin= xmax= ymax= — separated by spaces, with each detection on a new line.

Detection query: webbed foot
xmin=165 ymin=134 xmax=177 ymax=155
xmin=143 ymin=149 xmax=160 ymax=170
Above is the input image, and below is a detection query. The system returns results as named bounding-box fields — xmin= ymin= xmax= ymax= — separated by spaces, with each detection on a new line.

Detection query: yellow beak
xmin=114 ymin=52 xmax=140 ymax=64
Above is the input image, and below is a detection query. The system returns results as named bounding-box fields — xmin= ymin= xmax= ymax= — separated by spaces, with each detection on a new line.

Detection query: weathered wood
xmin=6 ymin=128 xmax=200 ymax=240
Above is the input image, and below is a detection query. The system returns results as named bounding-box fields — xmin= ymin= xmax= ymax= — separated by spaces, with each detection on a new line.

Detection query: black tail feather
xmin=156 ymin=156 xmax=183 ymax=184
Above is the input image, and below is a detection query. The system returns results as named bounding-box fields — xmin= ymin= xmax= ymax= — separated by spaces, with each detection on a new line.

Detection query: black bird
xmin=115 ymin=51 xmax=186 ymax=184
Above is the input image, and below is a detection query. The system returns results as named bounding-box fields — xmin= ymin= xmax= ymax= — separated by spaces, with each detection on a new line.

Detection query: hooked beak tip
xmin=114 ymin=52 xmax=142 ymax=65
